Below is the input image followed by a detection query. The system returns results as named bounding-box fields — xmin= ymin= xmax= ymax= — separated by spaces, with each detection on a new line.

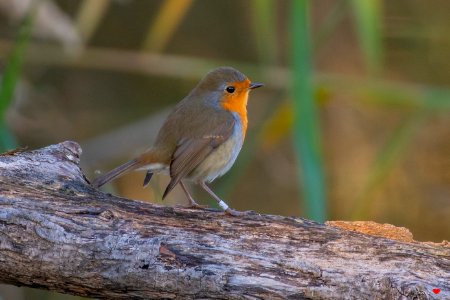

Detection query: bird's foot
xmin=187 ymin=199 xmax=209 ymax=209
xmin=175 ymin=203 xmax=209 ymax=210
xmin=224 ymin=208 xmax=256 ymax=217
xmin=188 ymin=202 xmax=209 ymax=209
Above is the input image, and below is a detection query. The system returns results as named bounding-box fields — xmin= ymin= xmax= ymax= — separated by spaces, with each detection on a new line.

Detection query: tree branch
xmin=0 ymin=141 xmax=448 ymax=299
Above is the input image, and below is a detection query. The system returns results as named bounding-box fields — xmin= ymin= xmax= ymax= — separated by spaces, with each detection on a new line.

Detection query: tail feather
xmin=92 ymin=159 xmax=141 ymax=188
xmin=143 ymin=171 xmax=153 ymax=187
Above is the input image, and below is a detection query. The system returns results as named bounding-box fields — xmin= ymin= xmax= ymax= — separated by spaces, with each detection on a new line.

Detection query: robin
xmin=92 ymin=66 xmax=263 ymax=216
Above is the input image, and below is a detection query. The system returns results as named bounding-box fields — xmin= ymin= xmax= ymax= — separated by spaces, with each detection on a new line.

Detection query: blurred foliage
xmin=290 ymin=0 xmax=326 ymax=222
xmin=350 ymin=0 xmax=383 ymax=75
xmin=250 ymin=0 xmax=278 ymax=66
xmin=75 ymin=0 xmax=110 ymax=43
xmin=0 ymin=0 xmax=449 ymax=298
xmin=351 ymin=110 xmax=426 ymax=219
xmin=0 ymin=6 xmax=34 ymax=151
xmin=142 ymin=0 xmax=193 ymax=52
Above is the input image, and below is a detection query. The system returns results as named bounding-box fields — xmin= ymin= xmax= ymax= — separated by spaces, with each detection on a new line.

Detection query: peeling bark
xmin=0 ymin=141 xmax=448 ymax=299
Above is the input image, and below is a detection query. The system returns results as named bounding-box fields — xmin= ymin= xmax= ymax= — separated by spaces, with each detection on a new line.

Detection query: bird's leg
xmin=180 ymin=181 xmax=208 ymax=209
xmin=199 ymin=182 xmax=247 ymax=216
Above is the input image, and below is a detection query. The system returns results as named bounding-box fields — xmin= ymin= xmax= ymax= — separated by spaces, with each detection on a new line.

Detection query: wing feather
xmin=162 ymin=117 xmax=235 ymax=199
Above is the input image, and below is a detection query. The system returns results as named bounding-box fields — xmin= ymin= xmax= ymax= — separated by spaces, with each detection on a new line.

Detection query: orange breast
xmin=220 ymin=80 xmax=250 ymax=140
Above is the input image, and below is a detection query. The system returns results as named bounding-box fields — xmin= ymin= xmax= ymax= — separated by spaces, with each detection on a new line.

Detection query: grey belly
xmin=189 ymin=129 xmax=243 ymax=183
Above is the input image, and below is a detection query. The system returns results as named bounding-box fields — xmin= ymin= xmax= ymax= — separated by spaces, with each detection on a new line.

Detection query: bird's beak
xmin=249 ymin=82 xmax=264 ymax=90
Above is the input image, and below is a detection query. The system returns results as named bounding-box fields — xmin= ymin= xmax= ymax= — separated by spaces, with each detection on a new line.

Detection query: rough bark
xmin=0 ymin=141 xmax=448 ymax=299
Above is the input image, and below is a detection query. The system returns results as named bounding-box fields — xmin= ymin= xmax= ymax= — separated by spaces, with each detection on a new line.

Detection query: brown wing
xmin=162 ymin=115 xmax=235 ymax=199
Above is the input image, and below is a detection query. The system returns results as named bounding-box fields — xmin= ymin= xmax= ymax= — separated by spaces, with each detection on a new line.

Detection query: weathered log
xmin=0 ymin=141 xmax=448 ymax=299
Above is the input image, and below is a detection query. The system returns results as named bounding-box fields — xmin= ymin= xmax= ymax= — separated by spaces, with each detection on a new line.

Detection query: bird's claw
xmin=188 ymin=203 xmax=209 ymax=209
xmin=224 ymin=208 xmax=255 ymax=217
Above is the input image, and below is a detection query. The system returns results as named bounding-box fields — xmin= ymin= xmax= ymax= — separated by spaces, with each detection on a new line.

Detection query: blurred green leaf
xmin=317 ymin=74 xmax=450 ymax=110
xmin=351 ymin=110 xmax=426 ymax=219
xmin=0 ymin=125 xmax=17 ymax=150
xmin=314 ymin=0 xmax=348 ymax=49
xmin=76 ymin=0 xmax=111 ymax=43
xmin=142 ymin=0 xmax=194 ymax=52
xmin=290 ymin=0 xmax=326 ymax=222
xmin=250 ymin=0 xmax=278 ymax=66
xmin=351 ymin=0 xmax=383 ymax=75
xmin=258 ymin=99 xmax=293 ymax=151
xmin=0 ymin=8 xmax=34 ymax=151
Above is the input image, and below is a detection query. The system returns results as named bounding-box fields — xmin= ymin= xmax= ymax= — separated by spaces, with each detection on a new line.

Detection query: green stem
xmin=0 ymin=4 xmax=35 ymax=150
xmin=290 ymin=0 xmax=326 ymax=222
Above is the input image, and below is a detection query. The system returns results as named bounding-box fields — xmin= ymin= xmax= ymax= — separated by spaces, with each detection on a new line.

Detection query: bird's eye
xmin=225 ymin=86 xmax=235 ymax=93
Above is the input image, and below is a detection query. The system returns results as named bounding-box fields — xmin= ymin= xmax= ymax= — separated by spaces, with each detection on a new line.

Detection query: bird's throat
xmin=220 ymin=92 xmax=248 ymax=140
